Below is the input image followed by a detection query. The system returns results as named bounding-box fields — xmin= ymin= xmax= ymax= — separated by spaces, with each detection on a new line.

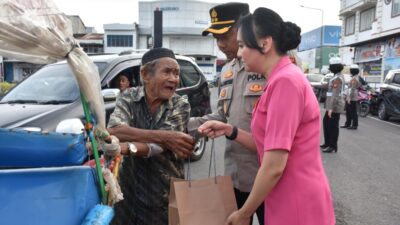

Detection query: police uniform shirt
xmin=188 ymin=58 xmax=266 ymax=192
xmin=349 ymin=75 xmax=361 ymax=101
xmin=325 ymin=73 xmax=345 ymax=113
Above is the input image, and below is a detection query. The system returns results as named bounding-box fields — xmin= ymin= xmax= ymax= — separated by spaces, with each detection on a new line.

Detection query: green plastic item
xmin=81 ymin=94 xmax=108 ymax=204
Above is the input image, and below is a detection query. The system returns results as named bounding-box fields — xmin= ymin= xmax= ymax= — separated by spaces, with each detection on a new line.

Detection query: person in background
xmin=287 ymin=49 xmax=302 ymax=68
xmin=187 ymin=3 xmax=265 ymax=224
xmin=341 ymin=64 xmax=361 ymax=129
xmin=321 ymin=57 xmax=346 ymax=153
xmin=198 ymin=7 xmax=335 ymax=225
xmin=115 ymin=73 xmax=131 ymax=92
xmin=107 ymin=48 xmax=195 ymax=225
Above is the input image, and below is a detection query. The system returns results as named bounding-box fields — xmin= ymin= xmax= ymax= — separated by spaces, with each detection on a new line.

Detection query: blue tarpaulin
xmin=0 ymin=166 xmax=100 ymax=225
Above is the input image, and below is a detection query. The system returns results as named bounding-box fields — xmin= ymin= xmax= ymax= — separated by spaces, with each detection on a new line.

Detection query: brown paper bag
xmin=168 ymin=175 xmax=237 ymax=225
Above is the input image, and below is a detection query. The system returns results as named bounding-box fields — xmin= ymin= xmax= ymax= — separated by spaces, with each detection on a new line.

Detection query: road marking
xmin=367 ymin=116 xmax=400 ymax=128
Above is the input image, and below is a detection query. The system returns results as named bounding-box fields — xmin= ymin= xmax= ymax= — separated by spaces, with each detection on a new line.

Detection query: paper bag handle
xmin=186 ymin=138 xmax=217 ymax=186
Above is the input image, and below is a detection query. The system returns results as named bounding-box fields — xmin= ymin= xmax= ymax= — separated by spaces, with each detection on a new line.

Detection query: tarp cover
xmin=0 ymin=0 xmax=106 ymax=133
xmin=0 ymin=166 xmax=100 ymax=225
xmin=0 ymin=128 xmax=87 ymax=168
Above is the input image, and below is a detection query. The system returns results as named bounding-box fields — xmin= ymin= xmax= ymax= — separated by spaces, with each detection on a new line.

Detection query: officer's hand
xmin=99 ymin=135 xmax=121 ymax=157
xmin=328 ymin=110 xmax=333 ymax=118
xmin=159 ymin=131 xmax=195 ymax=158
xmin=198 ymin=120 xmax=231 ymax=139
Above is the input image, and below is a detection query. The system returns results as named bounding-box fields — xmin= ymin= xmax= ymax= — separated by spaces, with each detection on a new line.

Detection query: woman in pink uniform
xmin=198 ymin=7 xmax=335 ymax=225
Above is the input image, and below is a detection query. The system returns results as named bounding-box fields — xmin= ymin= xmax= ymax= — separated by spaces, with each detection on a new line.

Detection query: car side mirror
xmin=102 ymin=88 xmax=120 ymax=102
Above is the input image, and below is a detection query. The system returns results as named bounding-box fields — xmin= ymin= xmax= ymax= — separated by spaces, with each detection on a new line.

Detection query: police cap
xmin=202 ymin=2 xmax=250 ymax=36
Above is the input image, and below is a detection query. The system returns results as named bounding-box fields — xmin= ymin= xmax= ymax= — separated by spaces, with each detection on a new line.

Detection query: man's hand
xmin=327 ymin=109 xmax=333 ymax=118
xmin=99 ymin=135 xmax=121 ymax=157
xmin=158 ymin=130 xmax=195 ymax=158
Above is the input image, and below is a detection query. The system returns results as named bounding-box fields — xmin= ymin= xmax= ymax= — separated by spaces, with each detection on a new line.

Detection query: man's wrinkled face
xmin=213 ymin=28 xmax=239 ymax=61
xmin=143 ymin=58 xmax=180 ymax=101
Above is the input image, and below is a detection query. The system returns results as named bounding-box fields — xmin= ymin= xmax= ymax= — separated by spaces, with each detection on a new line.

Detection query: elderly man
xmin=107 ymin=48 xmax=195 ymax=225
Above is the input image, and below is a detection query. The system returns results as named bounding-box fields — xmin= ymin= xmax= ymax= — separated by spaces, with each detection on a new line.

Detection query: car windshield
xmin=307 ymin=74 xmax=324 ymax=82
xmin=1 ymin=62 xmax=106 ymax=104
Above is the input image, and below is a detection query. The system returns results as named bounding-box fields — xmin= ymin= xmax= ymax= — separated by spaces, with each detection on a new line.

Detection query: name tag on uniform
xmin=326 ymin=92 xmax=333 ymax=97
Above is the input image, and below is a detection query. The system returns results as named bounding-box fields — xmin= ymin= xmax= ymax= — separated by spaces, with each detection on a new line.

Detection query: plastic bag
xmin=81 ymin=204 xmax=114 ymax=225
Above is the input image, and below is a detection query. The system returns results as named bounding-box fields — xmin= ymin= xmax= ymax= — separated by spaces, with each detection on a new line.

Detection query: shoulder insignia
xmin=250 ymin=84 xmax=263 ymax=92
xmin=223 ymin=70 xmax=233 ymax=78
xmin=220 ymin=89 xmax=227 ymax=98
xmin=332 ymin=79 xmax=340 ymax=88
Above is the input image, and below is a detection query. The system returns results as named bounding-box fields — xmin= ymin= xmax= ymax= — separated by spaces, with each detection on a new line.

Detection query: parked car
xmin=316 ymin=73 xmax=352 ymax=103
xmin=0 ymin=52 xmax=212 ymax=161
xmin=376 ymin=69 xmax=400 ymax=121
xmin=305 ymin=73 xmax=324 ymax=98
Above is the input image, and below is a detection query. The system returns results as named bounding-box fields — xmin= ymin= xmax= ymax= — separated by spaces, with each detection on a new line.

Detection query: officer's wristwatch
xmin=128 ymin=142 xmax=138 ymax=156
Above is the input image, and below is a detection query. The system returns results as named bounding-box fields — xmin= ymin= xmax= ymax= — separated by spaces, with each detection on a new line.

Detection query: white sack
xmin=0 ymin=0 xmax=106 ymax=133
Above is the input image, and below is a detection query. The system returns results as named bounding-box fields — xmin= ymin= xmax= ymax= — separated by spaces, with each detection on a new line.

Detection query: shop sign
xmin=384 ymin=37 xmax=400 ymax=59
xmin=354 ymin=42 xmax=384 ymax=63
xmin=384 ymin=57 xmax=400 ymax=78
xmin=361 ymin=60 xmax=382 ymax=76
xmin=160 ymin=6 xmax=179 ymax=11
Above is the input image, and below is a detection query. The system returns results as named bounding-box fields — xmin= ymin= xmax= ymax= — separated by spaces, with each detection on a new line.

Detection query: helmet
xmin=329 ymin=57 xmax=342 ymax=65
xmin=350 ymin=64 xmax=359 ymax=69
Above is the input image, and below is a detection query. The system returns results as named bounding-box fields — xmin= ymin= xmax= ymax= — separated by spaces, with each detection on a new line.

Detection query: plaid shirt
xmin=108 ymin=86 xmax=190 ymax=225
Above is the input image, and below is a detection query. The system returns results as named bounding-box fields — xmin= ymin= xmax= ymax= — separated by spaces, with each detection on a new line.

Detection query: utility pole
xmin=153 ymin=9 xmax=163 ymax=48
xmin=300 ymin=5 xmax=324 ymax=72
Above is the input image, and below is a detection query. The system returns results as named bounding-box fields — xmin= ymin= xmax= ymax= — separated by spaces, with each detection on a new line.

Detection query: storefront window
xmin=393 ymin=0 xmax=400 ymax=17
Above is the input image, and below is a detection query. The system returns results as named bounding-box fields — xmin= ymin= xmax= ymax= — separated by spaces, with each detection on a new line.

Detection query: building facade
xmin=76 ymin=33 xmax=104 ymax=55
xmin=298 ymin=25 xmax=343 ymax=73
xmin=137 ymin=0 xmax=220 ymax=79
xmin=339 ymin=0 xmax=400 ymax=83
xmin=103 ymin=23 xmax=138 ymax=54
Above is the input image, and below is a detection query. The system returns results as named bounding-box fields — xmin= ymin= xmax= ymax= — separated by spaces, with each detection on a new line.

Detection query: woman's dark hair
xmin=329 ymin=64 xmax=344 ymax=74
xmin=238 ymin=7 xmax=301 ymax=55
xmin=350 ymin=68 xmax=359 ymax=76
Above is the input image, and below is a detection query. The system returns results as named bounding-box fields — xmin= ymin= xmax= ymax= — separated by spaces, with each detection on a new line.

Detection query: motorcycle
xmin=358 ymin=89 xmax=379 ymax=117
xmin=358 ymin=89 xmax=370 ymax=117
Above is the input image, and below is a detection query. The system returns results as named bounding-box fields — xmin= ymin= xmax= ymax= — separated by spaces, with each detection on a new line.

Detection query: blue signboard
xmin=298 ymin=27 xmax=322 ymax=51
xmin=298 ymin=25 xmax=341 ymax=51
xmin=323 ymin=26 xmax=341 ymax=46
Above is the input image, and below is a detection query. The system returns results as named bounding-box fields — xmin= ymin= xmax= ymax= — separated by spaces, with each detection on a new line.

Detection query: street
xmin=189 ymin=87 xmax=400 ymax=225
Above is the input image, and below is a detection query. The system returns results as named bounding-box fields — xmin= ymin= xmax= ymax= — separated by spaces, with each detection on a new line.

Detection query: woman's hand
xmin=198 ymin=120 xmax=232 ymax=139
xmin=225 ymin=210 xmax=250 ymax=225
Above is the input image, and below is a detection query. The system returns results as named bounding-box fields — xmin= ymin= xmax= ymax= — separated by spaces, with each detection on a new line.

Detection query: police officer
xmin=341 ymin=64 xmax=361 ymax=129
xmin=187 ymin=3 xmax=265 ymax=224
xmin=321 ymin=57 xmax=346 ymax=153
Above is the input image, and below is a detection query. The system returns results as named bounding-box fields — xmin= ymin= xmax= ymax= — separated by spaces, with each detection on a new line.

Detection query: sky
xmin=52 ymin=0 xmax=341 ymax=34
